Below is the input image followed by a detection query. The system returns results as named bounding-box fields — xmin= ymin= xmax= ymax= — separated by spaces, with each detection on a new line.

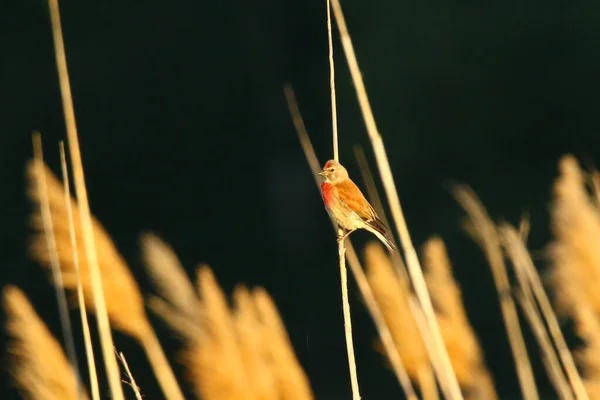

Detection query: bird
xmin=319 ymin=159 xmax=395 ymax=252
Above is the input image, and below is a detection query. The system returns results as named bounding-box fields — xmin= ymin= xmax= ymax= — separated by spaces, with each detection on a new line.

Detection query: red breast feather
xmin=321 ymin=182 xmax=335 ymax=209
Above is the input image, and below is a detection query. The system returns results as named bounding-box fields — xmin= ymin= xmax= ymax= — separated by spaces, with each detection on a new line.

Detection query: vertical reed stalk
xmin=499 ymin=223 xmax=588 ymax=400
xmin=329 ymin=1 xmax=463 ymax=398
xmin=284 ymin=85 xmax=417 ymax=399
xmin=47 ymin=0 xmax=124 ymax=397
xmin=326 ymin=0 xmax=359 ymax=396
xmin=32 ymin=134 xmax=83 ymax=400
xmin=453 ymin=186 xmax=539 ymax=400
xmin=59 ymin=142 xmax=100 ymax=400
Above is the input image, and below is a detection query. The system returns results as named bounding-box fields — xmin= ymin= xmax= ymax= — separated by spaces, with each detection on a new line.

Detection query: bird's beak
xmin=318 ymin=171 xmax=327 ymax=177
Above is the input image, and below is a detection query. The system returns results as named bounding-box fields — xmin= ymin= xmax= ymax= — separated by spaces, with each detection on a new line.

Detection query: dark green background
xmin=2 ymin=0 xmax=600 ymax=398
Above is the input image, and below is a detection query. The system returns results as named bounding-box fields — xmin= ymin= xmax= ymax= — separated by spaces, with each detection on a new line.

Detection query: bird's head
xmin=318 ymin=159 xmax=348 ymax=184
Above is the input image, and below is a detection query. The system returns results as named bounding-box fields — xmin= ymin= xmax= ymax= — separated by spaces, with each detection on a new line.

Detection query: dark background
xmin=2 ymin=0 xmax=600 ymax=399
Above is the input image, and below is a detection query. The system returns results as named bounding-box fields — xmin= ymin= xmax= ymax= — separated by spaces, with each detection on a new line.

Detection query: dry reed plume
xmin=422 ymin=237 xmax=497 ymax=400
xmin=184 ymin=267 xmax=314 ymax=400
xmin=27 ymin=162 xmax=146 ymax=337
xmin=364 ymin=241 xmax=436 ymax=398
xmin=550 ymin=155 xmax=600 ymax=319
xmin=142 ymin=233 xmax=313 ymax=400
xmin=365 ymin=238 xmax=497 ymax=400
xmin=3 ymin=286 xmax=87 ymax=400
xmin=143 ymin=233 xmax=202 ymax=341
xmin=26 ymin=161 xmax=184 ymax=400
xmin=549 ymin=155 xmax=600 ymax=394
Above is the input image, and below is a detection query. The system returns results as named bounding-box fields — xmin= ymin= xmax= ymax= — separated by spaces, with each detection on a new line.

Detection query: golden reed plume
xmin=26 ymin=161 xmax=185 ymax=400
xmin=27 ymin=162 xmax=147 ymax=337
xmin=183 ymin=267 xmax=314 ymax=400
xmin=141 ymin=233 xmax=313 ymax=400
xmin=423 ymin=237 xmax=497 ymax=400
xmin=363 ymin=242 xmax=437 ymax=399
xmin=549 ymin=155 xmax=600 ymax=394
xmin=4 ymin=286 xmax=88 ymax=400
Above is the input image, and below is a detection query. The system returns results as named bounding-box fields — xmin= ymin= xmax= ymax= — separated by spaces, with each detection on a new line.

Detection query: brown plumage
xmin=320 ymin=160 xmax=395 ymax=252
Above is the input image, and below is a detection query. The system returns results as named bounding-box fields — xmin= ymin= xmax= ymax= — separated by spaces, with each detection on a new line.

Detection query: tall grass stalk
xmin=354 ymin=145 xmax=410 ymax=284
xmin=408 ymin=298 xmax=441 ymax=400
xmin=453 ymin=186 xmax=539 ymax=400
xmin=326 ymin=0 xmax=360 ymax=394
xmin=59 ymin=142 xmax=101 ymax=400
xmin=514 ymin=291 xmax=573 ymax=400
xmin=118 ymin=352 xmax=143 ymax=400
xmin=284 ymin=85 xmax=417 ymax=399
xmin=501 ymin=225 xmax=572 ymax=399
xmin=499 ymin=223 xmax=588 ymax=400
xmin=329 ymin=1 xmax=463 ymax=398
xmin=46 ymin=0 xmax=124 ymax=397
xmin=32 ymin=134 xmax=83 ymax=400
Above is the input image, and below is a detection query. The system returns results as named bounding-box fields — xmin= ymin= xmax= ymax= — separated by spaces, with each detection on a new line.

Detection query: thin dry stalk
xmin=499 ymin=223 xmax=588 ymax=400
xmin=355 ymin=146 xmax=447 ymax=400
xmin=354 ymin=145 xmax=409 ymax=284
xmin=326 ymin=0 xmax=338 ymax=163
xmin=31 ymin=134 xmax=83 ymax=400
xmin=118 ymin=352 xmax=143 ymax=400
xmin=284 ymin=85 xmax=417 ymax=399
xmin=27 ymin=162 xmax=185 ymax=400
xmin=329 ymin=1 xmax=463 ymax=397
xmin=355 ymin=147 xmax=469 ymax=399
xmin=46 ymin=0 xmax=123 ymax=396
xmin=408 ymin=299 xmax=441 ymax=400
xmin=354 ymin=146 xmax=385 ymax=221
xmin=325 ymin=0 xmax=360 ymax=395
xmin=515 ymin=292 xmax=574 ymax=400
xmin=423 ymin=237 xmax=498 ymax=400
xmin=345 ymin=244 xmax=418 ymax=400
xmin=453 ymin=186 xmax=539 ymax=400
xmin=4 ymin=286 xmax=88 ymax=400
xmin=140 ymin=329 xmax=185 ymax=400
xmin=337 ymin=242 xmax=361 ymax=399
xmin=59 ymin=142 xmax=100 ymax=400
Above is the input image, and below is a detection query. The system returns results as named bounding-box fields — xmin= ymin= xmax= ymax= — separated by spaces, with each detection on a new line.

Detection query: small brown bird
xmin=319 ymin=159 xmax=395 ymax=252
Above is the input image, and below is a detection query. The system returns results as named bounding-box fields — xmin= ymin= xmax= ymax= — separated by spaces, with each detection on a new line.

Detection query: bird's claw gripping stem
xmin=337 ymin=229 xmax=355 ymax=244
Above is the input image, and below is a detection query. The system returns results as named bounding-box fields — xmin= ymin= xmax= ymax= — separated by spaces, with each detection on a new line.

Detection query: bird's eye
xmin=329 ymin=168 xmax=335 ymax=172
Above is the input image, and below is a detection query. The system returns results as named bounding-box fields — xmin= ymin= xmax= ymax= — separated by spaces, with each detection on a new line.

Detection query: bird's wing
xmin=335 ymin=179 xmax=377 ymax=221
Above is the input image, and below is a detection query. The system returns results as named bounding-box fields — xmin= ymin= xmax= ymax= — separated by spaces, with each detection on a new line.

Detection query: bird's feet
xmin=337 ymin=229 xmax=355 ymax=243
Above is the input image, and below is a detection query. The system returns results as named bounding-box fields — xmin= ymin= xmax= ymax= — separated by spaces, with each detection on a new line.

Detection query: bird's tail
xmin=367 ymin=224 xmax=396 ymax=253
xmin=367 ymin=217 xmax=396 ymax=253
xmin=375 ymin=229 xmax=396 ymax=253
